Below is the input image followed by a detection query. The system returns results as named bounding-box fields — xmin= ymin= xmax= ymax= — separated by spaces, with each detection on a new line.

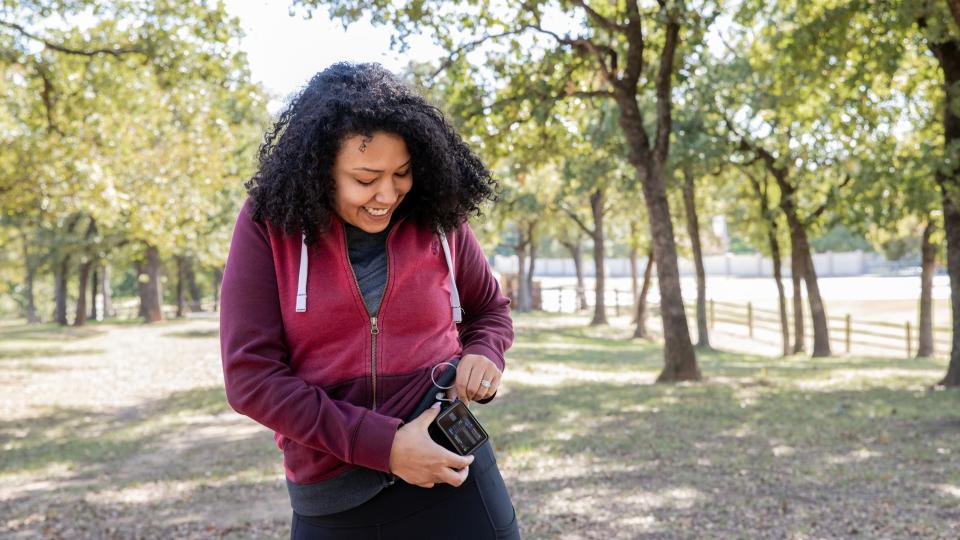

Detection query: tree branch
xmin=653 ymin=15 xmax=680 ymax=169
xmin=571 ymin=0 xmax=626 ymax=33
xmin=947 ymin=0 xmax=960 ymax=31
xmin=525 ymin=23 xmax=618 ymax=84
xmin=0 ymin=20 xmax=145 ymax=58
xmin=622 ymin=1 xmax=644 ymax=87
xmin=804 ymin=174 xmax=852 ymax=226
xmin=560 ymin=205 xmax=596 ymax=236
xmin=430 ymin=28 xmax=529 ymax=78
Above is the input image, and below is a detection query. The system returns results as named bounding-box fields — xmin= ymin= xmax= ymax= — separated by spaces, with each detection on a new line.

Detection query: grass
xmin=0 ymin=312 xmax=958 ymax=539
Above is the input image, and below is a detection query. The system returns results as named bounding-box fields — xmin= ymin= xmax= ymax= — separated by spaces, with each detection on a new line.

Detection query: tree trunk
xmin=633 ymin=248 xmax=655 ymax=339
xmin=526 ymin=222 xmax=537 ymax=311
xmin=629 ymin=222 xmax=639 ymax=302
xmin=616 ymin=93 xmax=698 ymax=379
xmin=102 ymin=263 xmax=114 ymax=318
xmin=90 ymin=267 xmax=99 ymax=321
xmin=21 ymin=231 xmax=40 ymax=324
xmin=746 ymin=169 xmax=790 ymax=356
xmin=515 ymin=229 xmax=531 ymax=312
xmin=139 ymin=244 xmax=164 ymax=323
xmin=917 ymin=219 xmax=936 ymax=358
xmin=792 ymin=230 xmax=830 ymax=356
xmin=54 ymin=255 xmax=70 ymax=326
xmin=176 ymin=256 xmax=186 ymax=318
xmin=777 ymin=173 xmax=830 ymax=356
xmin=766 ymin=230 xmax=789 ymax=357
xmin=929 ymin=35 xmax=960 ymax=386
xmin=791 ymin=249 xmax=805 ymax=353
xmin=682 ymin=168 xmax=710 ymax=349
xmin=73 ymin=219 xmax=97 ymax=327
xmin=185 ymin=258 xmax=203 ymax=311
xmin=74 ymin=258 xmax=92 ymax=326
xmin=212 ymin=267 xmax=222 ymax=312
xmin=561 ymin=239 xmax=587 ymax=311
xmin=589 ymin=189 xmax=608 ymax=325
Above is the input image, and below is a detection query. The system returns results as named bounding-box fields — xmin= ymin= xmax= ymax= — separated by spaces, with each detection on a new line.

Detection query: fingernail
xmin=431 ymin=402 xmax=441 ymax=409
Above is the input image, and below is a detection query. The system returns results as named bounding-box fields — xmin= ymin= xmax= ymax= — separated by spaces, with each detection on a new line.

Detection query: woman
xmin=219 ymin=62 xmax=520 ymax=539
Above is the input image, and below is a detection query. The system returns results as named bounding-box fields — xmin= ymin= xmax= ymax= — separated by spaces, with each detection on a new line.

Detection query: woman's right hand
xmin=388 ymin=403 xmax=474 ymax=488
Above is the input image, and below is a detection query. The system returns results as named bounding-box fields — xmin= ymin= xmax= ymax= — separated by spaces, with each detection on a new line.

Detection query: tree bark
xmin=20 ymin=230 xmax=40 ymax=323
xmin=928 ymin=34 xmax=960 ymax=386
xmin=589 ymin=189 xmax=607 ymax=325
xmin=101 ymin=263 xmax=114 ymax=318
xmin=746 ymin=168 xmax=790 ymax=356
xmin=74 ymin=258 xmax=92 ymax=326
xmin=682 ymin=168 xmax=710 ymax=349
xmin=212 ymin=267 xmax=222 ymax=312
xmin=185 ymin=258 xmax=202 ymax=311
xmin=139 ymin=244 xmax=164 ymax=323
xmin=73 ymin=219 xmax=97 ymax=326
xmin=525 ymin=221 xmax=537 ymax=311
xmin=90 ymin=267 xmax=99 ymax=321
xmin=54 ymin=255 xmax=70 ymax=326
xmin=514 ymin=227 xmax=531 ymax=312
xmin=778 ymin=174 xmax=830 ymax=357
xmin=560 ymin=239 xmax=587 ymax=311
xmin=917 ymin=219 xmax=936 ymax=358
xmin=791 ymin=249 xmax=805 ymax=353
xmin=176 ymin=256 xmax=186 ymax=318
xmin=633 ymin=248 xmax=655 ymax=339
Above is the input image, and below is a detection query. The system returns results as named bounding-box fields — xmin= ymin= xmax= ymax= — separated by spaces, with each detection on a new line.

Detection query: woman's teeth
xmin=363 ymin=206 xmax=389 ymax=216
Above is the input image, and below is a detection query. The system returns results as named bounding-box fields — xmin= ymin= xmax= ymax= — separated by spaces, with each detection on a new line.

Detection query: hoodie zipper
xmin=342 ymin=221 xmax=395 ymax=411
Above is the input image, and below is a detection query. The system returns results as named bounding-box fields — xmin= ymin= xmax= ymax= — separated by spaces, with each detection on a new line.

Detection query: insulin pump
xmin=428 ymin=362 xmax=489 ymax=456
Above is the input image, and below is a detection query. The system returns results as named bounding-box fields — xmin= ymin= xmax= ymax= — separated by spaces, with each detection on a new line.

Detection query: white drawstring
xmin=438 ymin=232 xmax=463 ymax=324
xmin=294 ymin=229 xmax=461 ymax=324
xmin=295 ymin=233 xmax=308 ymax=312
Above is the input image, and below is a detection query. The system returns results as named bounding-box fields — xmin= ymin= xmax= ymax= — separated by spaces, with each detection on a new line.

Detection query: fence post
xmin=906 ymin=321 xmax=912 ymax=358
xmin=709 ymin=299 xmax=715 ymax=329
xmin=845 ymin=314 xmax=851 ymax=354
xmin=747 ymin=301 xmax=753 ymax=338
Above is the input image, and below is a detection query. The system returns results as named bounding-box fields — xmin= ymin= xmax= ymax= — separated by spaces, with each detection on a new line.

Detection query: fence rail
xmin=536 ymin=285 xmax=950 ymax=358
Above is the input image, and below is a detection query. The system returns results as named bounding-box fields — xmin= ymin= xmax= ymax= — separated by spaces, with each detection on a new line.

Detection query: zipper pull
xmin=371 ymin=316 xmax=379 ymax=335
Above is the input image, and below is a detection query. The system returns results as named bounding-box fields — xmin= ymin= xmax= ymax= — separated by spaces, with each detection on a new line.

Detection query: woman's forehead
xmin=337 ymin=132 xmax=410 ymax=169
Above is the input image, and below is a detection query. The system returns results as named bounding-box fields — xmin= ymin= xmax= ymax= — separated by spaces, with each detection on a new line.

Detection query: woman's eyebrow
xmin=351 ymin=159 xmax=411 ymax=172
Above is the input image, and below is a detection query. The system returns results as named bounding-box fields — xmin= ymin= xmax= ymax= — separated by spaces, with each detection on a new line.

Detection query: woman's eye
xmin=355 ymin=178 xmax=375 ymax=186
xmin=396 ymin=170 xmax=411 ymax=177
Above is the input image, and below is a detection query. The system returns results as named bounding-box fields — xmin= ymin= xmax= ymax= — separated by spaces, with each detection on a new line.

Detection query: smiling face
xmin=331 ymin=131 xmax=413 ymax=233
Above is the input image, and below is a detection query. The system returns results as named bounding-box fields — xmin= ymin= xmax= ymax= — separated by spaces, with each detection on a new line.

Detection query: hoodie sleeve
xmin=219 ymin=201 xmax=401 ymax=473
xmin=453 ymin=222 xmax=514 ymax=376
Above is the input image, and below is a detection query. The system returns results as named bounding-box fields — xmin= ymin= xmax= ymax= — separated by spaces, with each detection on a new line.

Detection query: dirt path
xmin=0 ymin=318 xmax=290 ymax=539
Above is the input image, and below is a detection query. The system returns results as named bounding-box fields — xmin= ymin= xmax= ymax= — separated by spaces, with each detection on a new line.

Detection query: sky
xmin=222 ymin=0 xmax=445 ymax=113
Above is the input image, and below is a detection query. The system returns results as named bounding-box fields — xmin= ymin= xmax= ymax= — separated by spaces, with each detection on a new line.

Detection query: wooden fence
xmin=537 ymin=285 xmax=951 ymax=357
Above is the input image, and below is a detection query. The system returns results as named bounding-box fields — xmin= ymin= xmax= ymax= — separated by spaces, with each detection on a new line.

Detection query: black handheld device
xmin=428 ymin=400 xmax=489 ymax=456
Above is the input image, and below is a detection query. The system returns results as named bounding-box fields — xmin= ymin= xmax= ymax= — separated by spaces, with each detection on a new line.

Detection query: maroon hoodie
xmin=219 ymin=200 xmax=513 ymax=483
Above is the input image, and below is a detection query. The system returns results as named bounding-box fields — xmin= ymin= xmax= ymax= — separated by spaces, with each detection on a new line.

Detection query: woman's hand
xmin=448 ymin=353 xmax=501 ymax=404
xmin=388 ymin=403 xmax=474 ymax=488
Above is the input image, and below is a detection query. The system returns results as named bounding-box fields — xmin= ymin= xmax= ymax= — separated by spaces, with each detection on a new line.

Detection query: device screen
xmin=435 ymin=401 xmax=488 ymax=455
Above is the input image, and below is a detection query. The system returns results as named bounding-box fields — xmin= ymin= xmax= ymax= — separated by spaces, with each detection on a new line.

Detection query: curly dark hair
xmin=245 ymin=62 xmax=498 ymax=245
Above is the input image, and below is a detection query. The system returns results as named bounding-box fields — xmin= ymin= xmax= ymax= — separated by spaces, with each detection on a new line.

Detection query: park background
xmin=2 ymin=0 xmax=960 ymax=538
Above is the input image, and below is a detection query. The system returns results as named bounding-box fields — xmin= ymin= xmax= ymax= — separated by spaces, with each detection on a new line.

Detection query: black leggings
xmin=290 ymin=443 xmax=519 ymax=539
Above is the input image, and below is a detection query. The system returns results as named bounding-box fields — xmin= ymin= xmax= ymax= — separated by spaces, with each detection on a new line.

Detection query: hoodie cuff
xmin=462 ymin=343 xmax=505 ymax=372
xmin=350 ymin=410 xmax=403 ymax=473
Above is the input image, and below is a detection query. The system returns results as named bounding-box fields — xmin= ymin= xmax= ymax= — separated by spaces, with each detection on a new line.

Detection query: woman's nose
xmin=375 ymin=180 xmax=400 ymax=204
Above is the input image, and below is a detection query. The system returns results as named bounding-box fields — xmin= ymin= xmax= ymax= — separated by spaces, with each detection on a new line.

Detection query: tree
xmin=299 ymin=0 xmax=715 ymax=381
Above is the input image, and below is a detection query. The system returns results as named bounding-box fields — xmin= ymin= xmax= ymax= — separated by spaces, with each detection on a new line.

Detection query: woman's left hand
xmin=447 ymin=354 xmax=501 ymax=404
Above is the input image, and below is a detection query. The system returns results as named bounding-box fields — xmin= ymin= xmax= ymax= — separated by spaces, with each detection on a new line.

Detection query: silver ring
xmin=480 ymin=379 xmax=492 ymax=389
xmin=430 ymin=362 xmax=457 ymax=390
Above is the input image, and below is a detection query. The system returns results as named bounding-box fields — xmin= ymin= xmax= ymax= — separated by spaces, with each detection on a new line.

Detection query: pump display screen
xmin=431 ymin=401 xmax=488 ymax=456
